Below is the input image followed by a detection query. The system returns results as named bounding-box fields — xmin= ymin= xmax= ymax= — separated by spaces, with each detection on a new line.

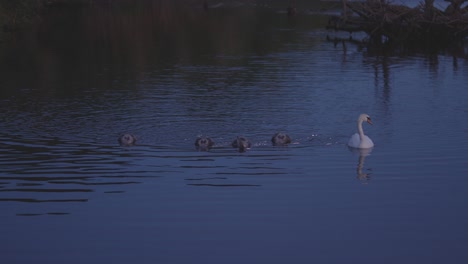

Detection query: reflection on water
xmin=0 ymin=2 xmax=468 ymax=264
xmin=0 ymin=0 xmax=328 ymax=96
xmin=348 ymin=147 xmax=373 ymax=183
xmin=0 ymin=131 xmax=307 ymax=216
xmin=0 ymin=135 xmax=148 ymax=215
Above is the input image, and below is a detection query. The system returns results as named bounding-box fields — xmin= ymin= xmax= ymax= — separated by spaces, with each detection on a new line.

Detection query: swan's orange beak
xmin=367 ymin=118 xmax=373 ymax=125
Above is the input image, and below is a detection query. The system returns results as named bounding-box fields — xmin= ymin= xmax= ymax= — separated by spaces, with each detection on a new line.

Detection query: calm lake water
xmin=1 ymin=1 xmax=467 ymax=264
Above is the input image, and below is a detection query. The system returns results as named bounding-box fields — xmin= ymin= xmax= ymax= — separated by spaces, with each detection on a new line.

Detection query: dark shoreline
xmin=0 ymin=0 xmax=338 ymax=34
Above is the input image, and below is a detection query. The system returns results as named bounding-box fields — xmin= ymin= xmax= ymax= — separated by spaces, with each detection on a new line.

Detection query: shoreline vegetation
xmin=0 ymin=0 xmax=466 ymax=53
xmin=327 ymin=0 xmax=468 ymax=49
xmin=0 ymin=0 xmax=338 ymax=39
xmin=0 ymin=0 xmax=316 ymax=31
xmin=0 ymin=0 xmax=43 ymax=32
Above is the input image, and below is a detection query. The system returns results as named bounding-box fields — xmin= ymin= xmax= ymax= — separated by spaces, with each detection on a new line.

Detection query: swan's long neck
xmin=357 ymin=119 xmax=365 ymax=141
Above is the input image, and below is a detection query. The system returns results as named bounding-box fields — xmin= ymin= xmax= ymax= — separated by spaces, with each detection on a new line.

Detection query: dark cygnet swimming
xmin=232 ymin=136 xmax=251 ymax=152
xmin=195 ymin=136 xmax=214 ymax=151
xmin=271 ymin=132 xmax=291 ymax=146
xmin=118 ymin=133 xmax=137 ymax=146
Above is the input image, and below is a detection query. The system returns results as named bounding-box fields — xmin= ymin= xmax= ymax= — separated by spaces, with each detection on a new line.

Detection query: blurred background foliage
xmin=0 ymin=0 xmax=44 ymax=32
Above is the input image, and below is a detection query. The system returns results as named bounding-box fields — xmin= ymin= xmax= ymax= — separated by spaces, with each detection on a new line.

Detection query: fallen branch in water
xmin=327 ymin=0 xmax=468 ymax=46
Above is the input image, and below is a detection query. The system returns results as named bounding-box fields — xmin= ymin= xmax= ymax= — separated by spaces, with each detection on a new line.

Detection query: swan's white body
xmin=348 ymin=113 xmax=374 ymax=149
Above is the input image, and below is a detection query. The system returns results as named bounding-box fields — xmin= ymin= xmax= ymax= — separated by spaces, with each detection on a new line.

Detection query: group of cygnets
xmin=118 ymin=113 xmax=374 ymax=151
xmin=195 ymin=132 xmax=291 ymax=152
xmin=118 ymin=132 xmax=291 ymax=152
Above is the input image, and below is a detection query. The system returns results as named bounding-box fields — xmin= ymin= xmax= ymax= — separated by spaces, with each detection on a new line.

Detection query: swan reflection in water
xmin=348 ymin=147 xmax=373 ymax=183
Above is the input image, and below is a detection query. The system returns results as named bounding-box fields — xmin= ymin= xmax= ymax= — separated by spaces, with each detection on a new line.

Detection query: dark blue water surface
xmin=1 ymin=2 xmax=467 ymax=264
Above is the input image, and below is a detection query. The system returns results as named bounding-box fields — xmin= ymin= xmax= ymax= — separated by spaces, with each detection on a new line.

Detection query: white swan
xmin=348 ymin=113 xmax=374 ymax=149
